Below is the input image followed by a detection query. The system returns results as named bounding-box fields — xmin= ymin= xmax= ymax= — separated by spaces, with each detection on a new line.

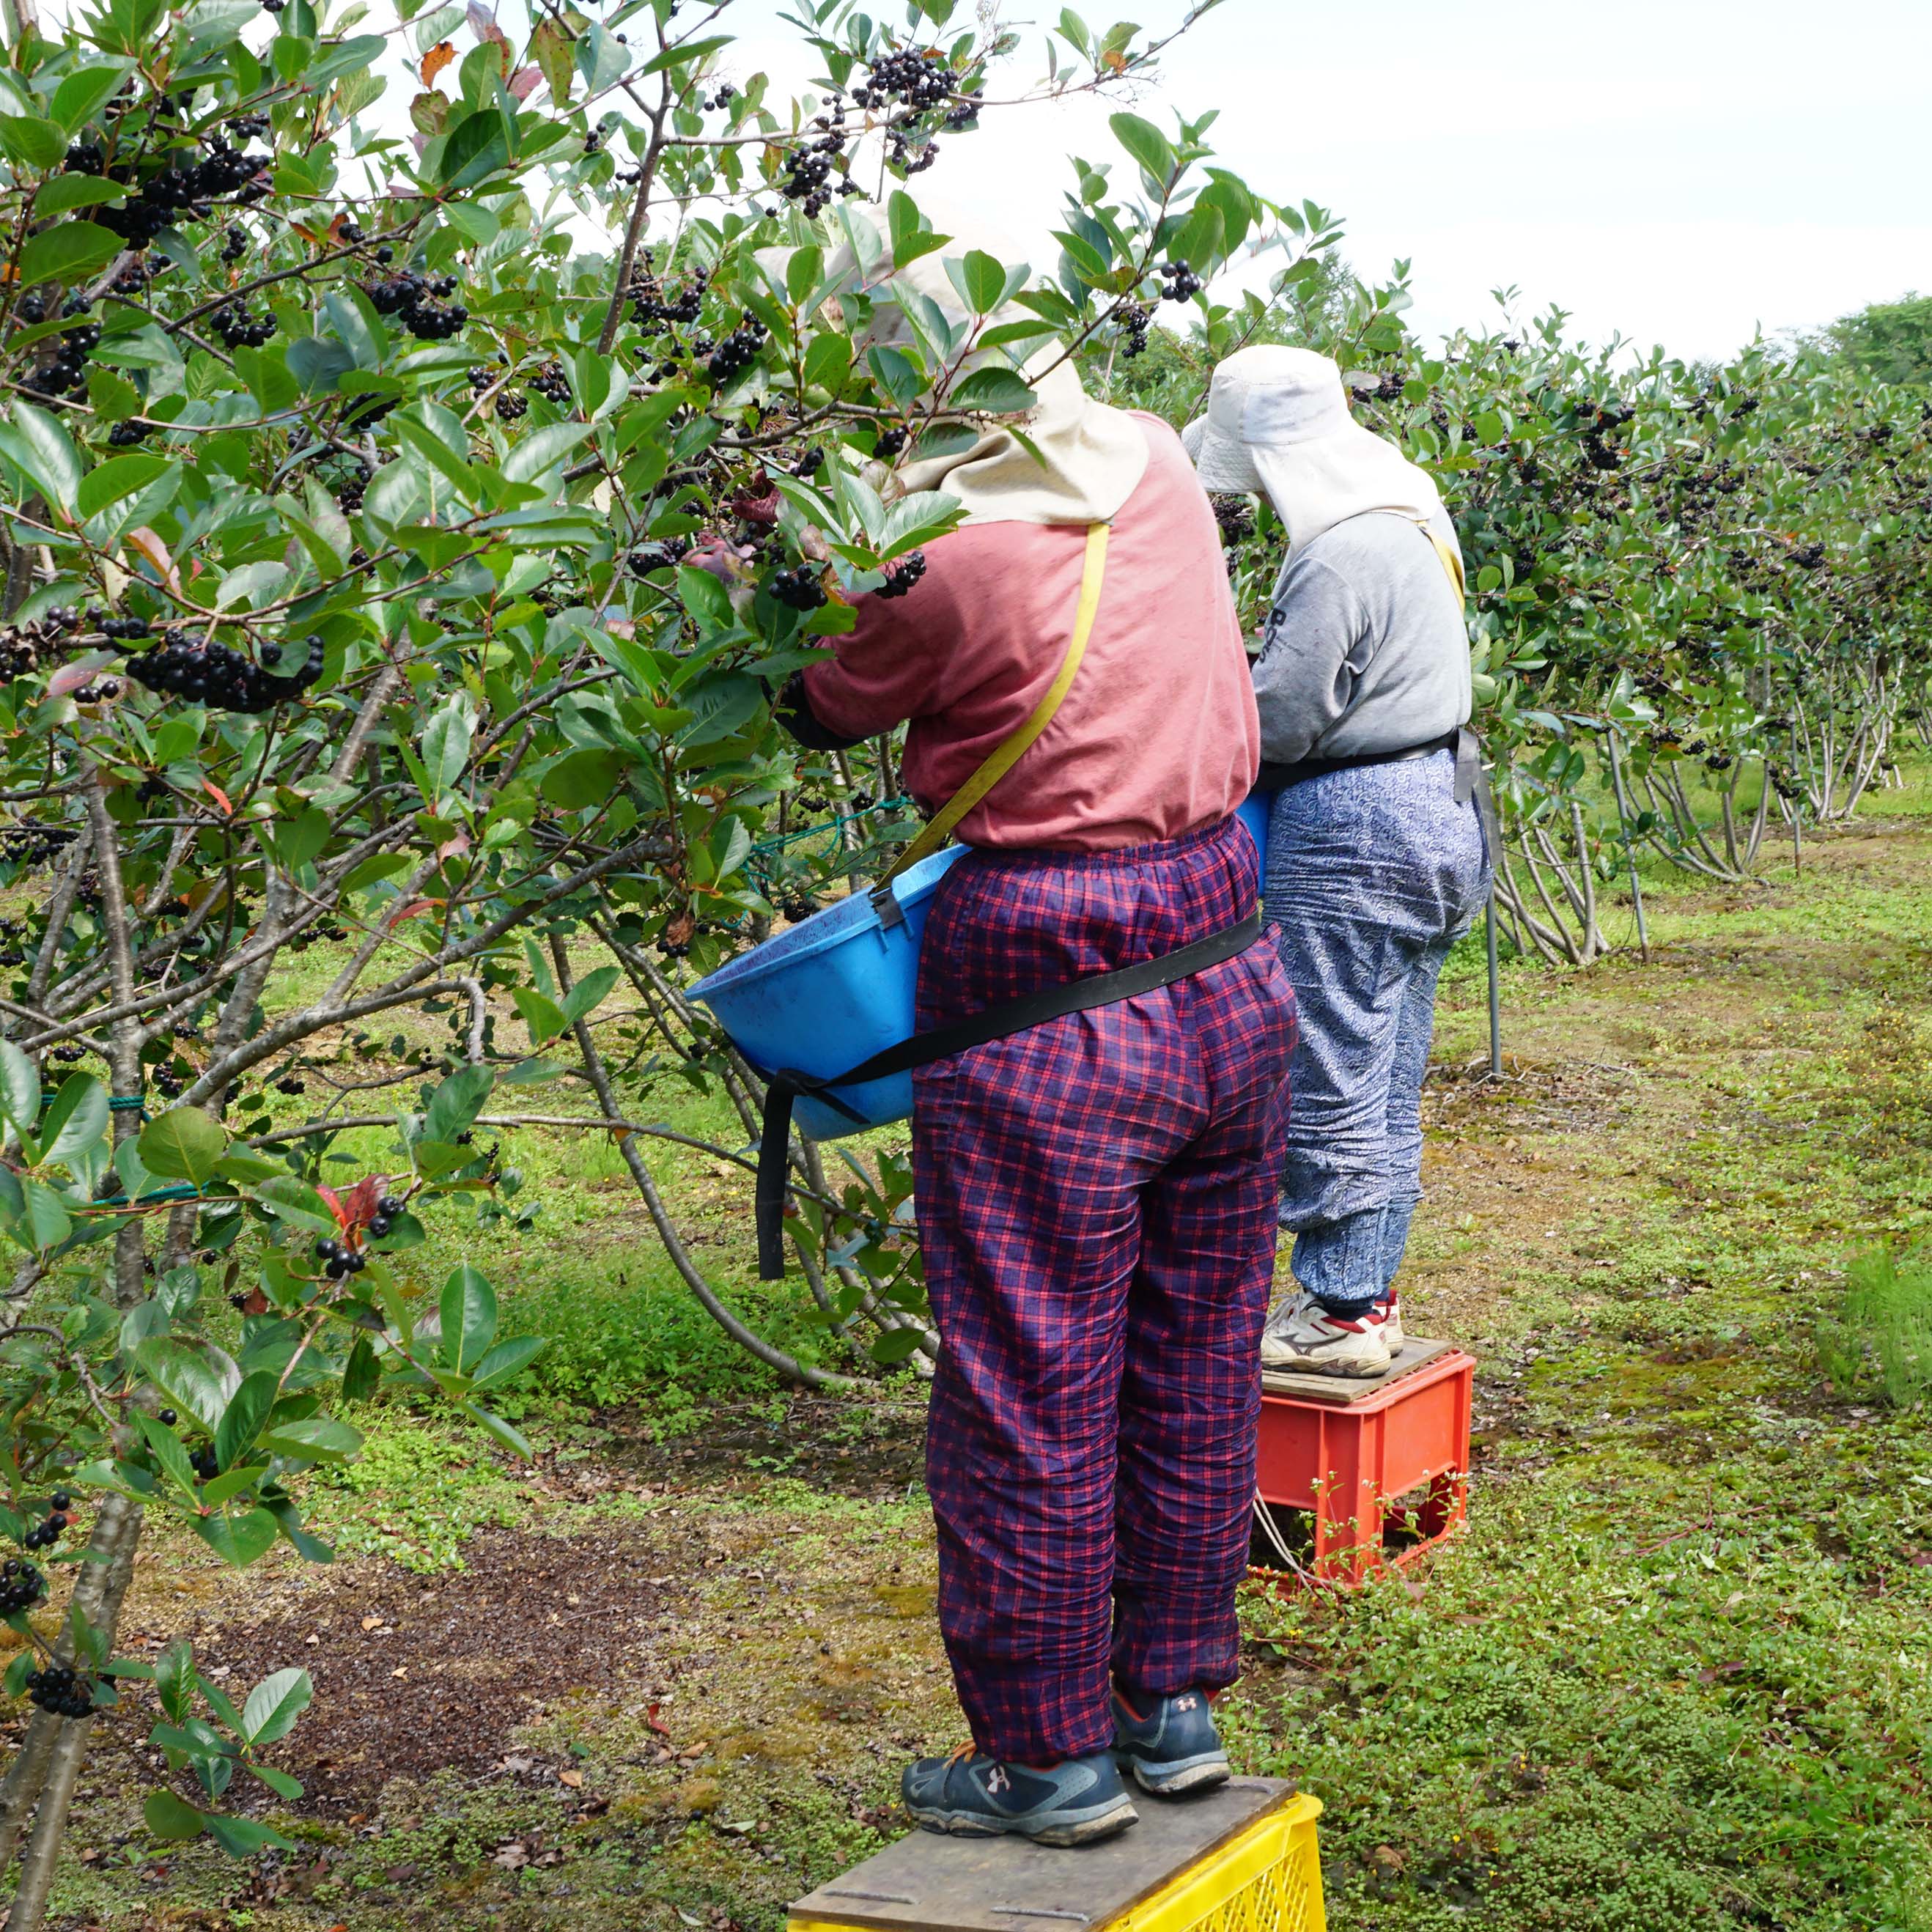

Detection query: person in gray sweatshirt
xmin=1185 ymin=347 xmax=1494 ymax=1377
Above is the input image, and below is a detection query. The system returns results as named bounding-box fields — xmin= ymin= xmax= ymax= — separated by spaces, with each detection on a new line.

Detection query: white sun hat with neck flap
xmin=1182 ymin=344 xmax=1452 ymax=562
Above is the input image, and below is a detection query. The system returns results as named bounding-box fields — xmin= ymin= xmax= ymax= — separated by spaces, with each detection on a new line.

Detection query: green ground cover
xmin=22 ymin=769 xmax=1932 ymax=1931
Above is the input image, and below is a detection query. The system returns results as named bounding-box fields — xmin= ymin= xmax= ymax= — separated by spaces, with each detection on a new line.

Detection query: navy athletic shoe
xmin=1111 ymin=1687 xmax=1232 ymax=1796
xmin=902 ymin=1745 xmax=1138 ymax=1847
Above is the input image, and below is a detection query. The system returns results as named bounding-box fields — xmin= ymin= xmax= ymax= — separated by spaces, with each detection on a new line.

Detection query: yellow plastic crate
xmin=1116 ymin=1792 xmax=1324 ymax=1932
xmin=789 ymin=1780 xmax=1324 ymax=1932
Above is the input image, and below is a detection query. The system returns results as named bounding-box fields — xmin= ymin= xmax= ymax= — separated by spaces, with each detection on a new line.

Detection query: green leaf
xmin=138 ymin=1414 xmax=201 ymax=1500
xmin=213 ymin=1371 xmax=276 ymax=1470
xmin=438 ymin=108 xmax=512 ymax=191
xmin=342 ymin=1335 xmax=378 ymax=1403
xmin=18 ymin=221 xmax=123 ymax=289
xmin=248 ymin=1763 xmax=304 ymax=1801
xmin=40 ymin=1072 xmax=107 ymax=1170
xmin=462 ymin=1404 xmax=533 ymax=1459
xmin=84 ymin=365 xmax=141 ymax=424
xmin=956 ymin=249 xmax=1011 ymax=315
xmin=262 ymin=804 xmax=330 ymax=872
xmin=948 ymin=366 xmax=1038 ymax=416
xmin=144 ymin=1788 xmax=206 ymax=1841
xmin=0 ymin=1043 xmax=40 ymax=1136
xmin=204 ymin=1810 xmax=293 ymax=1857
xmin=423 ymin=1064 xmax=492 ymax=1144
xmin=558 ymin=964 xmax=619 ymax=1028
xmin=0 ymin=402 xmax=82 ymax=507
xmin=138 ymin=1107 xmax=228 ymax=1185
xmin=0 ymin=117 xmax=69 ymax=169
xmin=51 ymin=62 xmax=133 ymax=132
xmin=870 ymin=1324 xmax=927 ymax=1365
xmin=540 ymin=745 xmax=624 ymax=810
xmin=136 ymin=1339 xmax=239 ymax=1434
xmin=18 ymin=1180 xmax=70 ymax=1252
xmin=193 ymin=1506 xmax=279 ymax=1568
xmin=802 ymin=332 xmax=852 ymax=395
xmin=420 ymin=694 xmax=474 ymax=797
xmin=241 ymin=1666 xmax=311 ymax=1744
xmin=410 ymin=1141 xmax=472 ymax=1180
xmin=77 ymin=451 xmax=170 ymax=522
xmin=575 ymin=19 xmax=632 ymax=89
xmin=440 ymin=199 xmax=500 ymax=246
xmin=1110 ymin=110 xmax=1176 ymax=184
xmin=470 ymin=1334 xmax=545 ymax=1390
xmin=510 ymin=986 xmax=567 ymax=1045
xmin=197 ymin=1466 xmax=260 ymax=1509
xmin=501 ymin=421 xmax=589 ymax=483
xmin=32 ymin=174 xmax=125 ymax=215
xmin=306 ymin=32 xmax=386 ymax=86
xmin=257 ymin=1416 xmax=363 ymax=1464
xmin=440 ymin=1264 xmax=496 ymax=1374
xmin=251 ymin=1175 xmax=337 ymax=1236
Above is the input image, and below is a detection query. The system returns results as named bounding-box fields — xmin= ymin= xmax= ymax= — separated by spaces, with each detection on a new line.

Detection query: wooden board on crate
xmin=1261 ymin=1334 xmax=1458 ymax=1406
xmin=789 ymin=1778 xmax=1308 ymax=1932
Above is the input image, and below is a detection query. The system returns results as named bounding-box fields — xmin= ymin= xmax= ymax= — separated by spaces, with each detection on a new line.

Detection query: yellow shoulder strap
xmin=1423 ymin=523 xmax=1466 ymax=605
xmin=882 ymin=520 xmax=1110 ymax=884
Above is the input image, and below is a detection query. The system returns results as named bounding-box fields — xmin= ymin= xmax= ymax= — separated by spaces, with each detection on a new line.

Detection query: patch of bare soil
xmin=124 ymin=1524 xmax=690 ymax=1813
xmin=595 ymin=1393 xmax=929 ymax=1500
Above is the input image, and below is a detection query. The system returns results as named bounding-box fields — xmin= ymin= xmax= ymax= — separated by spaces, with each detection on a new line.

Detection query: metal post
xmin=1484 ymin=891 xmax=1503 ymax=1079
xmin=1605 ymin=730 xmax=1650 ymax=963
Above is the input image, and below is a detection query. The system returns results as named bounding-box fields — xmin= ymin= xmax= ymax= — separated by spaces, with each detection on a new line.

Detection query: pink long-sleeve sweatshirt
xmin=800 ymin=413 xmax=1258 ymax=852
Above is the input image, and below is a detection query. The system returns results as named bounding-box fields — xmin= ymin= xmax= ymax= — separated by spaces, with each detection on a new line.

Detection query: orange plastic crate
xmin=1253 ymin=1346 xmax=1474 ymax=1587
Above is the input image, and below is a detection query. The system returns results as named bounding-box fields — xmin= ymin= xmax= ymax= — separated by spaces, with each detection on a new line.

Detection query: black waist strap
xmin=753 ymin=908 xmax=1266 ymax=1278
xmin=1260 ymin=727 xmax=1460 ymax=792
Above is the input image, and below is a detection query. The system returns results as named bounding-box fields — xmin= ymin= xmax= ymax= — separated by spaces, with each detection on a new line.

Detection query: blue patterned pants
xmin=1264 ymin=751 xmax=1492 ymax=1313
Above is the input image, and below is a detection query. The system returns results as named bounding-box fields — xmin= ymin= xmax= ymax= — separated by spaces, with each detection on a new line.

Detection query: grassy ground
xmin=18 ymin=770 xmax=1932 ymax=1931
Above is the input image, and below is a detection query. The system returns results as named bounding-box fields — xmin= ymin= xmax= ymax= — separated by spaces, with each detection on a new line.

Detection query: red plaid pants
xmin=912 ymin=816 xmax=1294 ymax=1764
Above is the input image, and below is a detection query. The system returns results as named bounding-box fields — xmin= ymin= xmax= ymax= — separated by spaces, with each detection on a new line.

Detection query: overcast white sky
xmin=703 ymin=0 xmax=1932 ymax=359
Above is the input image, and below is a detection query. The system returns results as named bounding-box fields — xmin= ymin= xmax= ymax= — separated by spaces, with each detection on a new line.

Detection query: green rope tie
xmin=89 ymin=1183 xmax=204 ymax=1208
xmin=748 ymin=794 xmax=912 ymax=857
xmin=34 ymin=1089 xmax=148 ymax=1120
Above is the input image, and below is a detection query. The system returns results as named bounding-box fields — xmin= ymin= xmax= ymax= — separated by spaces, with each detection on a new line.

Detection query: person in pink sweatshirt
xmin=776 ymin=225 xmax=1294 ymax=1848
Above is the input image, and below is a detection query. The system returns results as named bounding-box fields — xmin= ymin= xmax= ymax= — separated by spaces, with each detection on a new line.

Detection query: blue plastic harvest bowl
xmin=690 ymin=846 xmax=969 ymax=1141
xmin=1236 ymin=789 xmax=1273 ymax=877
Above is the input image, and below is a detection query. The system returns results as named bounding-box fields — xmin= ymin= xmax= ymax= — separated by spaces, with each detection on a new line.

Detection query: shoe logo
xmin=986 ymin=1767 xmax=1010 ymax=1795
xmin=1176 ymin=1694 xmax=1199 ymax=1712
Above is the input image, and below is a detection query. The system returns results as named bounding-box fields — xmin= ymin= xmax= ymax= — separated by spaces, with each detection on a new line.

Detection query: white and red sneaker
xmin=1379 ymin=1291 xmax=1405 ymax=1352
xmin=1261 ymin=1291 xmax=1393 ymax=1378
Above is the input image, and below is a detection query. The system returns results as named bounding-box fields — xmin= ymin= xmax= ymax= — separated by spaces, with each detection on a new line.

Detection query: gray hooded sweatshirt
xmin=1252 ymin=507 xmax=1472 ymax=775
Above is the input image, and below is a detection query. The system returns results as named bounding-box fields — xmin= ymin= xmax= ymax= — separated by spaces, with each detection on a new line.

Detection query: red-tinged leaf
xmin=126 ymin=526 xmax=182 ymax=598
xmin=386 ymin=897 xmax=439 ymax=929
xmin=644 ymin=1701 xmax=671 ymax=1737
xmin=202 ymin=779 xmax=234 ymax=817
xmin=46 ymin=652 xmax=117 ymax=697
xmin=420 ymin=40 xmax=456 ymax=86
xmin=340 ymin=1176 xmax=388 ymax=1228
xmin=506 ymin=65 xmax=541 ymax=101
xmin=437 ymin=831 xmax=471 ymax=861
xmin=315 ymin=1184 xmax=347 ymax=1229
xmin=240 ymin=1288 xmax=268 ymax=1316
xmin=730 ymin=470 xmax=779 ymax=526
